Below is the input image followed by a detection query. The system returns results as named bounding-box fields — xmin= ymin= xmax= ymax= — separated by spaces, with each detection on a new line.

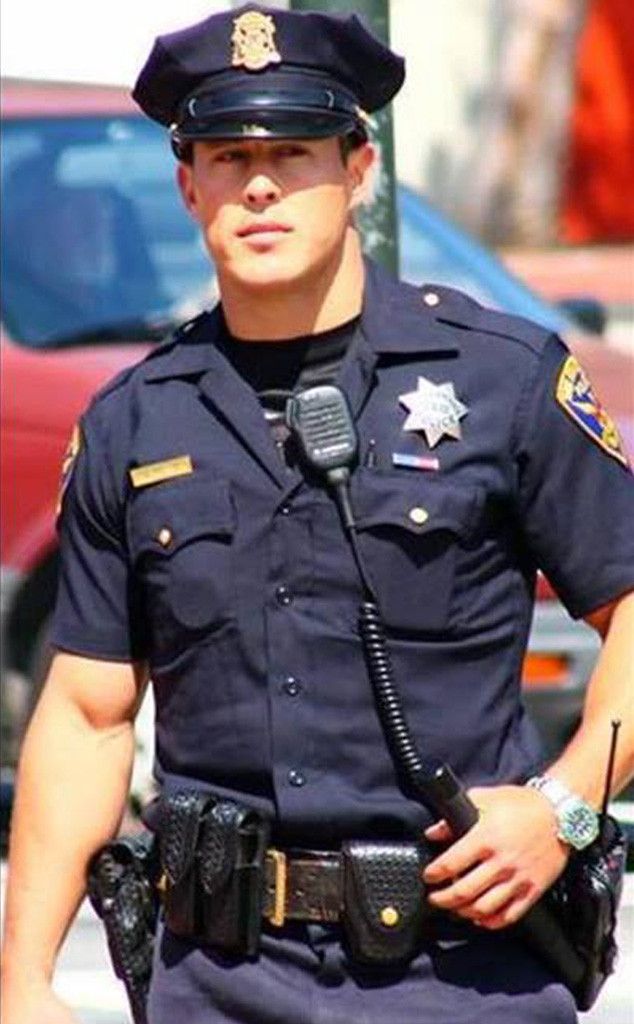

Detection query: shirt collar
xmin=143 ymin=307 xmax=224 ymax=381
xmin=143 ymin=258 xmax=459 ymax=383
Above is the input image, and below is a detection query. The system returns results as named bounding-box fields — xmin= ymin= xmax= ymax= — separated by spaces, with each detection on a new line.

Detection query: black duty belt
xmin=157 ymin=790 xmax=435 ymax=966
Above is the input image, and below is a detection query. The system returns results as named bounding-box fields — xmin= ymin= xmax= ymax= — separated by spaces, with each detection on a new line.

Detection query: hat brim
xmin=174 ymin=74 xmax=367 ymax=142
xmin=177 ymin=106 xmax=359 ymax=141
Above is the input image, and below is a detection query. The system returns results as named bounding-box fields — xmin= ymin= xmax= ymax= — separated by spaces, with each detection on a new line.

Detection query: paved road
xmin=2 ymin=865 xmax=632 ymax=1023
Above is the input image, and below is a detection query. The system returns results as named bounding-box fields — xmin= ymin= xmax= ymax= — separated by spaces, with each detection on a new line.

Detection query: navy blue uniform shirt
xmin=52 ymin=260 xmax=634 ymax=846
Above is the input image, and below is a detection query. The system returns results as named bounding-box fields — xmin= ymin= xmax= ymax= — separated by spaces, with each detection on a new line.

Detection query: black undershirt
xmin=217 ymin=314 xmax=360 ymax=456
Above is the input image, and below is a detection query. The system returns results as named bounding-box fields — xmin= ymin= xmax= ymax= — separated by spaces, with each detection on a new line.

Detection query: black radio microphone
xmin=286 ymin=384 xmax=359 ymax=530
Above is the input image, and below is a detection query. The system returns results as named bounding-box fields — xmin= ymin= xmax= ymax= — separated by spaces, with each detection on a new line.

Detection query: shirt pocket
xmin=352 ymin=470 xmax=482 ymax=634
xmin=127 ymin=476 xmax=235 ymax=638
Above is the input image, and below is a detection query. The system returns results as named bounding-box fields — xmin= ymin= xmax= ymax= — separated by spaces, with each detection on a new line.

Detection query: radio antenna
xmin=600 ymin=719 xmax=621 ymax=849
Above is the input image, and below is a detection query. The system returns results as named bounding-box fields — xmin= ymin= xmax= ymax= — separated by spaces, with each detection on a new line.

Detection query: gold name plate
xmin=129 ymin=455 xmax=193 ymax=489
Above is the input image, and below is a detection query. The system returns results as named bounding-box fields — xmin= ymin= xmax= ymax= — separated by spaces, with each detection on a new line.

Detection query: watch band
xmin=526 ymin=774 xmax=576 ymax=807
xmin=526 ymin=774 xmax=599 ymax=851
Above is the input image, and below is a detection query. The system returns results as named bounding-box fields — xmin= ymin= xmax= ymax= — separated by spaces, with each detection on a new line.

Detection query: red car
xmin=1 ymin=77 xmax=632 ymax=781
xmin=0 ymin=79 xmax=215 ymax=758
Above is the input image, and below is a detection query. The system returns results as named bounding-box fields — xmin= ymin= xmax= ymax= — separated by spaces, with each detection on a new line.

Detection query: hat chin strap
xmin=181 ymin=83 xmax=358 ymax=120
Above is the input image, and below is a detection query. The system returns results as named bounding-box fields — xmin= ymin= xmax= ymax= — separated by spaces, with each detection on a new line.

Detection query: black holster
xmin=87 ymin=831 xmax=160 ymax=1024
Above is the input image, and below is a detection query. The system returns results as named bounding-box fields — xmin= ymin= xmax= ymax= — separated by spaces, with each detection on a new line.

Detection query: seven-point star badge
xmin=399 ymin=376 xmax=468 ymax=448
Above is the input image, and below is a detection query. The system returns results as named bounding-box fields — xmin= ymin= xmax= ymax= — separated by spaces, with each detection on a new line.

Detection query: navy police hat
xmin=133 ymin=4 xmax=405 ymax=151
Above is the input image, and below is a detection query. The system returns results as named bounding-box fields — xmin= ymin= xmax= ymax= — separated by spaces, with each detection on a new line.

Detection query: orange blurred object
xmin=522 ymin=653 xmax=570 ymax=688
xmin=561 ymin=0 xmax=634 ymax=243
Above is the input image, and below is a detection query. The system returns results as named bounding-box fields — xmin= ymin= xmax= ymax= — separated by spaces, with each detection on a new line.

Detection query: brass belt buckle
xmin=266 ymin=848 xmax=287 ymax=927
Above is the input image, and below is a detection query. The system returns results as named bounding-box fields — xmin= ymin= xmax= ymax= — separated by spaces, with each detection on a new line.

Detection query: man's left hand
xmin=422 ymin=785 xmax=570 ymax=929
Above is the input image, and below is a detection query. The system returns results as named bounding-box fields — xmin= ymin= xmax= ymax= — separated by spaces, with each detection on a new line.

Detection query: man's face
xmin=177 ymin=136 xmax=373 ymax=293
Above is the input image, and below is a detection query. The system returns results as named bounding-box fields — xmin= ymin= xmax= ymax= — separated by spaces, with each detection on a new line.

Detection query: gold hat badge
xmin=231 ymin=10 xmax=282 ymax=72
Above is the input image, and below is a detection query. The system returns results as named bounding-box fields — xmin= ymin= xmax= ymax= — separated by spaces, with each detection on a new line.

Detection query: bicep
xmin=40 ymin=650 xmax=149 ymax=731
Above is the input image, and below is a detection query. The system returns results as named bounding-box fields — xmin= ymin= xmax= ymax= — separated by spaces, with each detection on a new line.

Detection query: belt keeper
xmin=267 ymin=849 xmax=287 ymax=927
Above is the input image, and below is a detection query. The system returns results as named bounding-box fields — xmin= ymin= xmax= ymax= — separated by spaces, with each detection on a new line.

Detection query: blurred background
xmin=1 ymin=2 xmax=633 ymax=1021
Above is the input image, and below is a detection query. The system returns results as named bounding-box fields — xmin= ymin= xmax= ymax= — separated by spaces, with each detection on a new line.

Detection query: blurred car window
xmin=1 ymin=116 xmax=214 ymax=347
xmin=398 ymin=186 xmax=578 ymax=335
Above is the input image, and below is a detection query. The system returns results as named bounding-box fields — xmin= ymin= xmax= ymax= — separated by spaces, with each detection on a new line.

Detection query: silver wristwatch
xmin=526 ymin=775 xmax=599 ymax=851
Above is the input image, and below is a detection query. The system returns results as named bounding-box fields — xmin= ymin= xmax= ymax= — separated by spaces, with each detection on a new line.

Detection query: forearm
xmin=1 ymin=684 xmax=134 ymax=985
xmin=548 ymin=590 xmax=634 ymax=806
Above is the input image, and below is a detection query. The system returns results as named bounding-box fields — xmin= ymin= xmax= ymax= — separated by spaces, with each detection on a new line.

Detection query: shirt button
xmin=276 ymin=585 xmax=293 ymax=606
xmin=283 ymin=677 xmax=301 ymax=696
xmin=280 ymin=503 xmax=291 ymax=516
xmin=288 ymin=769 xmax=306 ymax=787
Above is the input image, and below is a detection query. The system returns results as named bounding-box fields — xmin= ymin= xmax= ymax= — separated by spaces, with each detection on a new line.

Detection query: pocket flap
xmin=353 ymin=471 xmax=480 ymax=538
xmin=128 ymin=476 xmax=234 ymax=558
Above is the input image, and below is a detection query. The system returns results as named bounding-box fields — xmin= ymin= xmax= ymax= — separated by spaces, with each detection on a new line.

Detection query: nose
xmin=244 ymin=172 xmax=281 ymax=209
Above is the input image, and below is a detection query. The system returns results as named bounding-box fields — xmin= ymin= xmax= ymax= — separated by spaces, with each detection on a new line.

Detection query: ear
xmin=347 ymin=143 xmax=377 ymax=211
xmin=177 ymin=161 xmax=200 ymax=221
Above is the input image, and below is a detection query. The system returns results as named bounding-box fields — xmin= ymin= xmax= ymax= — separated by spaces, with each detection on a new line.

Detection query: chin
xmin=226 ymin=251 xmax=321 ymax=292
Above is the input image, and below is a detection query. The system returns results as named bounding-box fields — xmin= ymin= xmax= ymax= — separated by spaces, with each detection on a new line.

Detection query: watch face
xmin=559 ymin=801 xmax=600 ymax=850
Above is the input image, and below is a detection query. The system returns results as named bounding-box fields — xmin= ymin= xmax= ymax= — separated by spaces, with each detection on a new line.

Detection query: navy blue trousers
xmin=147 ymin=920 xmax=578 ymax=1023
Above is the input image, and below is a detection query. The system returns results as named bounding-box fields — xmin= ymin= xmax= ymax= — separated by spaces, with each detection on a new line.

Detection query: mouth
xmin=237 ymin=222 xmax=293 ymax=239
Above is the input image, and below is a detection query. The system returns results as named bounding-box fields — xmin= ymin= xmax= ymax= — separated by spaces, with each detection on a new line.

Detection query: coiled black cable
xmin=342 ymin=512 xmax=455 ymax=808
xmin=346 ymin=521 xmax=474 ymax=817
xmin=358 ymin=599 xmax=422 ymax=780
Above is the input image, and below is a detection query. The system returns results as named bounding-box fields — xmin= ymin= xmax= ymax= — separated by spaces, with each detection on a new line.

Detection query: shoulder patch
xmin=556 ymin=355 xmax=629 ymax=468
xmin=56 ymin=422 xmax=82 ymax=515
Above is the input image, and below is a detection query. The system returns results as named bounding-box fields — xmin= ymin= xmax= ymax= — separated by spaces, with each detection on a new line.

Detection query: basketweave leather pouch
xmin=197 ymin=798 xmax=269 ymax=952
xmin=341 ymin=840 xmax=434 ymax=966
xmin=159 ymin=789 xmax=269 ymax=956
xmin=159 ymin=789 xmax=211 ymax=936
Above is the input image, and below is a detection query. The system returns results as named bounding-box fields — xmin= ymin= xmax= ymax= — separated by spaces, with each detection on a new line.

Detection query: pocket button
xmin=408 ymin=506 xmax=429 ymax=526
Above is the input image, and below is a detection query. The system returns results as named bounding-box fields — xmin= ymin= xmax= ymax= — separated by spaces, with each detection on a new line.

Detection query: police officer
xmin=3 ymin=6 xmax=634 ymax=1024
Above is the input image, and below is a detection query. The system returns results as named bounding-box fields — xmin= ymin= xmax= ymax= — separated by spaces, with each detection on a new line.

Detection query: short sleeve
xmin=514 ymin=334 xmax=634 ymax=619
xmin=50 ymin=408 xmax=146 ymax=661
